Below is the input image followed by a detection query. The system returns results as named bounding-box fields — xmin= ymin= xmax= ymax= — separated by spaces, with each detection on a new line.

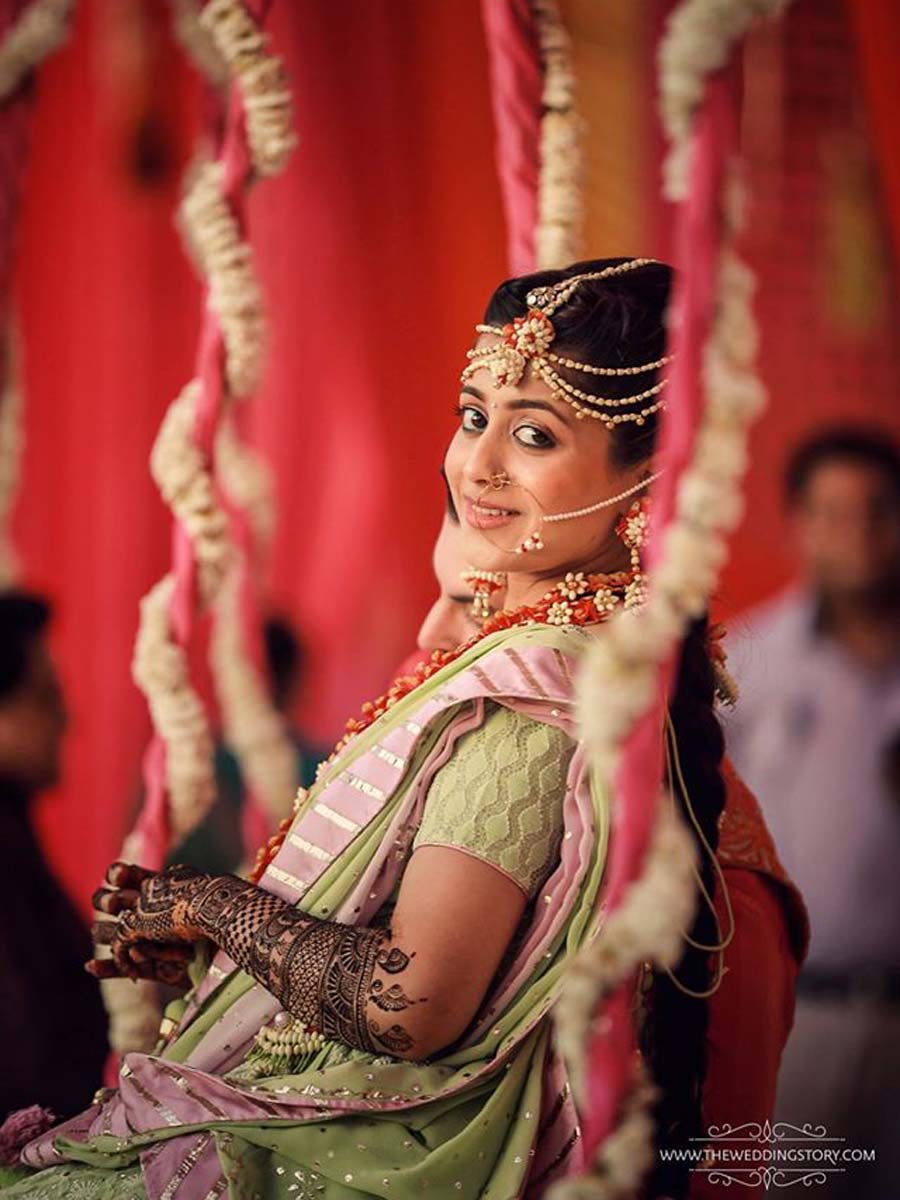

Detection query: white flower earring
xmin=615 ymin=496 xmax=651 ymax=608
xmin=460 ymin=568 xmax=506 ymax=622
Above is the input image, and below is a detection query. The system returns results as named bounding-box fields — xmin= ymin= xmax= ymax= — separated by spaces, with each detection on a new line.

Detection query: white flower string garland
xmin=658 ymin=0 xmax=787 ymax=203
xmin=210 ymin=416 xmax=297 ymax=833
xmin=0 ymin=0 xmax=74 ymax=101
xmin=548 ymin=3 xmax=789 ymax=1197
xmin=102 ymin=0 xmax=298 ymax=1055
xmin=0 ymin=331 xmax=22 ymax=587
xmin=191 ymin=1 xmax=301 ymax=845
xmin=168 ymin=0 xmax=230 ymax=89
xmin=174 ymin=148 xmax=299 ymax=839
xmin=531 ymin=0 xmax=585 ymax=269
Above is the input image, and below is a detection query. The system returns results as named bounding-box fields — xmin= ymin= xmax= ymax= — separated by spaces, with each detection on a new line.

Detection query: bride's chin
xmin=458 ymin=539 xmax=512 ymax=575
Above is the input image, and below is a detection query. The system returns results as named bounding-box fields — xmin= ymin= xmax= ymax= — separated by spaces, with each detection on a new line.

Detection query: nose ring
xmin=489 ymin=471 xmax=510 ymax=490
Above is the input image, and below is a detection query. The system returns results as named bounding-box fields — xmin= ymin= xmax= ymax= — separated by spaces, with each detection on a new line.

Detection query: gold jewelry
xmin=660 ymin=712 xmax=736 ymax=1000
xmin=461 ymin=258 xmax=672 ymax=429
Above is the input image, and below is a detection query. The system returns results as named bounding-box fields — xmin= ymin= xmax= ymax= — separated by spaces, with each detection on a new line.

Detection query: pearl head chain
xmin=461 ymin=258 xmax=672 ymax=429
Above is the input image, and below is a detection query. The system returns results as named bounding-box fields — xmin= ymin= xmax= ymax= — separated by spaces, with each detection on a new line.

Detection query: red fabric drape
xmin=13 ymin=0 xmax=506 ymax=913
xmin=479 ymin=0 xmax=542 ymax=273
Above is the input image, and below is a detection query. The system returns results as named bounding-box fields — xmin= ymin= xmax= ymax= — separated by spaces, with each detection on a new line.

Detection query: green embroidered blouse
xmin=413 ymin=702 xmax=575 ymax=897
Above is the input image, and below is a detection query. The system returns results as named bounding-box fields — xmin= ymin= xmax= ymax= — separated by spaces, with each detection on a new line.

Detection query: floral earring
xmin=460 ymin=568 xmax=506 ymax=623
xmin=616 ymin=496 xmax=650 ymax=609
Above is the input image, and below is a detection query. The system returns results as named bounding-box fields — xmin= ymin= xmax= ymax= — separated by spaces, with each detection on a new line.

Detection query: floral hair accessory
xmin=462 ymin=258 xmax=674 ymax=428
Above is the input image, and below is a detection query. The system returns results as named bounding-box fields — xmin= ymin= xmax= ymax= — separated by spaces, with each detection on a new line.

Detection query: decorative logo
xmin=659 ymin=1119 xmax=877 ymax=1191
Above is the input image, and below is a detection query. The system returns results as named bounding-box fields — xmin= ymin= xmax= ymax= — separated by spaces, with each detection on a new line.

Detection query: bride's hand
xmin=88 ymin=862 xmax=211 ymax=985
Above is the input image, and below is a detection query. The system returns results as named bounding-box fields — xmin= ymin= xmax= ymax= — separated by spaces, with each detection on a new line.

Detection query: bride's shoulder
xmin=482 ymin=621 xmax=597 ymax=655
xmin=470 ymin=622 xmax=595 ymax=686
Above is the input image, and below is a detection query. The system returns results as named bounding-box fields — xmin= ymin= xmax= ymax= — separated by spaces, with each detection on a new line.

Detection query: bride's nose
xmin=461 ymin=423 xmax=509 ymax=491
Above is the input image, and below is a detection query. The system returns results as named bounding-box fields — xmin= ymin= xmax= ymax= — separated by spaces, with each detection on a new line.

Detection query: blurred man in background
xmin=0 ymin=592 xmax=108 ymax=1119
xmin=725 ymin=426 xmax=900 ymax=1198
xmin=170 ymin=615 xmax=326 ymax=876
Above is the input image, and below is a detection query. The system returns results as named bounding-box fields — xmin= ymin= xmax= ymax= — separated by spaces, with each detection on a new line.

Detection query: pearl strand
xmin=546 ymin=351 xmax=673 ymax=377
xmin=543 ymin=470 xmax=664 ymax=523
xmin=534 ymin=360 xmax=668 ymax=407
xmin=529 ymin=258 xmax=661 ymax=316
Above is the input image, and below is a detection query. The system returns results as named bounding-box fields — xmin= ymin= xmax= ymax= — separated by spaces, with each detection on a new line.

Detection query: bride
xmin=2 ymin=258 xmax=728 ymax=1200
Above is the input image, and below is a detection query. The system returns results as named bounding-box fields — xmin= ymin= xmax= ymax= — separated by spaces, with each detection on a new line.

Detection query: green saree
xmin=5 ymin=624 xmax=607 ymax=1199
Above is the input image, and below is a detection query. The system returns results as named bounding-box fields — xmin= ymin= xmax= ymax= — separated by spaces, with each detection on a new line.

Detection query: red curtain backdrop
xmin=10 ymin=0 xmax=900 ymax=912
xmin=13 ymin=1 xmax=203 ymax=911
xmin=12 ymin=0 xmax=506 ymax=914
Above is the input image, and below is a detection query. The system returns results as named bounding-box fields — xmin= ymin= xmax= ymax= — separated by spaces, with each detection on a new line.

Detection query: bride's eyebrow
xmin=506 ymin=398 xmax=573 ymax=427
xmin=460 ymin=384 xmax=571 ymax=427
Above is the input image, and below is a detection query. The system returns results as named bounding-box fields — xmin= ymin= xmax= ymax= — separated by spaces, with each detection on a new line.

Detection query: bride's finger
xmin=85 ymin=957 xmax=127 ymax=980
xmin=106 ymin=861 xmax=156 ymax=889
xmin=153 ymin=961 xmax=190 ymax=988
xmin=105 ymin=889 xmax=140 ymax=915
xmin=91 ymin=920 xmax=119 ymax=946
xmin=130 ymin=940 xmax=193 ymax=962
xmin=91 ymin=887 xmax=139 ymax=915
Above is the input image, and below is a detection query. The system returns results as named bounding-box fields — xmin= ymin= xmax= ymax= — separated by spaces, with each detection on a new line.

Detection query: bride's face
xmin=444 ymin=341 xmax=643 ymax=582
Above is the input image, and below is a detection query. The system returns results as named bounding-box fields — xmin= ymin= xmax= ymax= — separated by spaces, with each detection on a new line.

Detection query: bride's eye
xmin=514 ymin=424 xmax=555 ymax=449
xmin=459 ymin=404 xmax=487 ymax=433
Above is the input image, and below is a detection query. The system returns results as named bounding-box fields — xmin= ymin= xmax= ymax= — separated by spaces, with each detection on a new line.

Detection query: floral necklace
xmin=249 ymin=563 xmax=637 ymax=883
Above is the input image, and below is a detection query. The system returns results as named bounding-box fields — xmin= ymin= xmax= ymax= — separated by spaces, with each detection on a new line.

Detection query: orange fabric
xmin=691 ymin=870 xmax=800 ymax=1200
xmin=717 ymin=757 xmax=810 ymax=961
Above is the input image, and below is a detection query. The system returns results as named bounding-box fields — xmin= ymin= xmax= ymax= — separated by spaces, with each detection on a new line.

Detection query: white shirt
xmin=724 ymin=588 xmax=900 ymax=972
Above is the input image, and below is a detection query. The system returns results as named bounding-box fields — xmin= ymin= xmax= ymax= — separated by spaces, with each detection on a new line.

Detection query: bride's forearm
xmin=188 ymin=876 xmax=421 ymax=1056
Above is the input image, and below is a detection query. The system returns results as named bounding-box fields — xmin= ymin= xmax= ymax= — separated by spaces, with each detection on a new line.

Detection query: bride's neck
xmin=503 ymin=535 xmax=630 ymax=610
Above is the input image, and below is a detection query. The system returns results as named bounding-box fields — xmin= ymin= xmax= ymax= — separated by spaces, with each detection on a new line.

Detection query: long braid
xmin=641 ymin=617 xmax=726 ymax=1198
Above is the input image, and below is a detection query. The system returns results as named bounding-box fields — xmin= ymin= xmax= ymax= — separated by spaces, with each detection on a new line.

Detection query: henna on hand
xmin=87 ymin=862 xmax=211 ymax=987
xmin=188 ymin=875 xmax=423 ymax=1056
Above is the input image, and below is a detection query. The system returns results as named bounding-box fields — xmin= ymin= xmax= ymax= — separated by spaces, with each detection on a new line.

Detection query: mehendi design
xmin=188 ymin=875 xmax=423 ymax=1056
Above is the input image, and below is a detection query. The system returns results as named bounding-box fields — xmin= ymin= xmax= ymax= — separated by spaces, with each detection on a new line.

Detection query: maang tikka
xmin=461 ymin=257 xmax=673 ymax=429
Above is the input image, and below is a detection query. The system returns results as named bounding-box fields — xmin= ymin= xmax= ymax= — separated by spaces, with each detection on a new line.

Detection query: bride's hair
xmin=485 ymin=259 xmax=726 ymax=1199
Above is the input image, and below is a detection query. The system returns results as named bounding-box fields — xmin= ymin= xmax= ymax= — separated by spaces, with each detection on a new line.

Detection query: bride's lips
xmin=464 ymin=497 xmax=522 ymax=530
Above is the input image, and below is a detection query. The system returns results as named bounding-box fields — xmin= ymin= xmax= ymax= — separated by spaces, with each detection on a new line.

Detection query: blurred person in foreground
xmin=725 ymin=426 xmax=900 ymax=1198
xmin=0 ymin=592 xmax=107 ymax=1120
xmin=415 ymin=470 xmax=808 ymax=1200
